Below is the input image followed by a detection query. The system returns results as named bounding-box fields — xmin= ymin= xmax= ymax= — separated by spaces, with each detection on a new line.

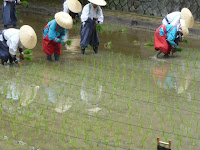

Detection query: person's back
xmin=162 ymin=11 xmax=181 ymax=26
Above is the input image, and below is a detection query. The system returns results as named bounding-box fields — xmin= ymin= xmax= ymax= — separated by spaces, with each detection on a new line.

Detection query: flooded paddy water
xmin=0 ymin=10 xmax=200 ymax=150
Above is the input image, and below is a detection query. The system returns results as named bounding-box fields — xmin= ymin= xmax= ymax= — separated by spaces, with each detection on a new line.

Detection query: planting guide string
xmin=0 ymin=77 xmax=199 ymax=142
xmin=1 ymin=68 xmax=200 ymax=116
xmin=44 ymin=64 xmax=200 ymax=105
xmin=0 ymin=78 xmax=199 ymax=140
xmin=18 ymin=71 xmax=200 ymax=115
xmin=1 ymin=101 xmax=200 ymax=147
xmin=0 ymin=117 xmax=139 ymax=150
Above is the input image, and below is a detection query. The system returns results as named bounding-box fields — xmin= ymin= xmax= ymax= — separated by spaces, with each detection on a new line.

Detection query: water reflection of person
xmin=153 ymin=63 xmax=192 ymax=99
xmin=80 ymin=75 xmax=103 ymax=112
xmin=80 ymin=0 xmax=106 ymax=54
xmin=0 ymin=76 xmax=39 ymax=106
xmin=43 ymin=68 xmax=72 ymax=113
xmin=42 ymin=12 xmax=73 ymax=61
xmin=63 ymin=0 xmax=82 ymax=49
xmin=0 ymin=25 xmax=37 ymax=66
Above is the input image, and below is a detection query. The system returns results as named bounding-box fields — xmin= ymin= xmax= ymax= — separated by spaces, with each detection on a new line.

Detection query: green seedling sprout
xmin=65 ymin=40 xmax=73 ymax=46
xmin=21 ymin=1 xmax=29 ymax=7
xmin=24 ymin=49 xmax=33 ymax=55
xmin=16 ymin=11 xmax=20 ymax=15
xmin=25 ymin=55 xmax=32 ymax=61
xmin=176 ymin=47 xmax=183 ymax=52
xmin=183 ymin=40 xmax=188 ymax=44
xmin=121 ymin=28 xmax=127 ymax=33
xmin=104 ymin=41 xmax=112 ymax=49
xmin=144 ymin=42 xmax=154 ymax=46
xmin=49 ymin=17 xmax=54 ymax=21
xmin=96 ymin=24 xmax=103 ymax=33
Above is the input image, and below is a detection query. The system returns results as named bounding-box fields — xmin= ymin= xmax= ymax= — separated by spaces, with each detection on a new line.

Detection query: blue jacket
xmin=43 ymin=20 xmax=66 ymax=43
xmin=159 ymin=24 xmax=178 ymax=48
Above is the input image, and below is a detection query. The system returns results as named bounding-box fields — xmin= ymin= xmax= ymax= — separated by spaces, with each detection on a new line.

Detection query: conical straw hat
xmin=19 ymin=25 xmax=37 ymax=49
xmin=55 ymin=12 xmax=73 ymax=29
xmin=181 ymin=8 xmax=194 ymax=28
xmin=88 ymin=0 xmax=107 ymax=6
xmin=67 ymin=0 xmax=82 ymax=13
xmin=180 ymin=19 xmax=189 ymax=37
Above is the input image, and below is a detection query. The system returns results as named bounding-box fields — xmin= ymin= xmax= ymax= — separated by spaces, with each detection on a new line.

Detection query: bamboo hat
xmin=19 ymin=25 xmax=37 ymax=49
xmin=180 ymin=19 xmax=189 ymax=37
xmin=181 ymin=8 xmax=194 ymax=28
xmin=67 ymin=0 xmax=82 ymax=13
xmin=88 ymin=0 xmax=107 ymax=6
xmin=55 ymin=12 xmax=73 ymax=29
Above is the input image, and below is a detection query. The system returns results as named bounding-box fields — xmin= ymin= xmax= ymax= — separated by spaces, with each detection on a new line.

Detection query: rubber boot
xmin=81 ymin=47 xmax=85 ymax=55
xmin=47 ymin=55 xmax=52 ymax=61
xmin=93 ymin=46 xmax=98 ymax=54
xmin=54 ymin=54 xmax=60 ymax=61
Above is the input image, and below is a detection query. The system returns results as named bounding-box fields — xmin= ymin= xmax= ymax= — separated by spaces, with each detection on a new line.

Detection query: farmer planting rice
xmin=0 ymin=25 xmax=37 ymax=66
xmin=63 ymin=0 xmax=82 ymax=49
xmin=80 ymin=0 xmax=106 ymax=54
xmin=154 ymin=19 xmax=189 ymax=58
xmin=2 ymin=0 xmax=21 ymax=29
xmin=162 ymin=8 xmax=194 ymax=28
xmin=63 ymin=0 xmax=82 ymax=20
xmin=42 ymin=12 xmax=73 ymax=61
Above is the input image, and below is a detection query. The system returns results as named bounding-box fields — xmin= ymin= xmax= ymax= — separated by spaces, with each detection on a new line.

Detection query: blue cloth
xmin=80 ymin=18 xmax=100 ymax=48
xmin=1 ymin=1 xmax=18 ymax=26
xmin=43 ymin=20 xmax=66 ymax=44
xmin=159 ymin=24 xmax=178 ymax=48
xmin=0 ymin=30 xmax=11 ymax=62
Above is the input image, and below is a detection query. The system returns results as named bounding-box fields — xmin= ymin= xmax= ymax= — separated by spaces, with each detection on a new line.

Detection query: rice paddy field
xmin=0 ymin=10 xmax=200 ymax=150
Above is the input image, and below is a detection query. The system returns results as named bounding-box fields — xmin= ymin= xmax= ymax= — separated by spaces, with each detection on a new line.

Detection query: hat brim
xmin=20 ymin=25 xmax=37 ymax=49
xmin=88 ymin=0 xmax=107 ymax=6
xmin=181 ymin=8 xmax=194 ymax=28
xmin=180 ymin=19 xmax=189 ymax=37
xmin=55 ymin=12 xmax=73 ymax=29
xmin=67 ymin=0 xmax=82 ymax=13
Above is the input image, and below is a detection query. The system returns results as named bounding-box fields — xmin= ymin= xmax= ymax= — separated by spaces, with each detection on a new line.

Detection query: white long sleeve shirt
xmin=63 ymin=0 xmax=69 ymax=13
xmin=81 ymin=3 xmax=104 ymax=24
xmin=162 ymin=11 xmax=181 ymax=26
xmin=0 ymin=28 xmax=23 ymax=55
xmin=4 ymin=0 xmax=21 ymax=6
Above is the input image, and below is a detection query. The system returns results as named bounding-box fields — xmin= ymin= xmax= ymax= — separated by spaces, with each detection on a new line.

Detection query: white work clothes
xmin=0 ymin=28 xmax=23 ymax=55
xmin=81 ymin=3 xmax=104 ymax=25
xmin=4 ymin=0 xmax=21 ymax=6
xmin=162 ymin=11 xmax=181 ymax=26
xmin=63 ymin=0 xmax=69 ymax=13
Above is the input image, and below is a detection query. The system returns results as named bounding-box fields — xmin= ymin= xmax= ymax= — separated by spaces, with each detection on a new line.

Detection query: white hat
xmin=55 ymin=12 xmax=73 ymax=29
xmin=19 ymin=25 xmax=37 ymax=49
xmin=180 ymin=19 xmax=189 ymax=37
xmin=88 ymin=0 xmax=107 ymax=6
xmin=67 ymin=0 xmax=82 ymax=13
xmin=181 ymin=8 xmax=194 ymax=28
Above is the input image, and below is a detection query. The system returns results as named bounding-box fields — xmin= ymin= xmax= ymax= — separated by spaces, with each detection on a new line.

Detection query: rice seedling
xmin=49 ymin=17 xmax=54 ymax=21
xmin=183 ymin=40 xmax=188 ymax=44
xmin=96 ymin=24 xmax=103 ymax=33
xmin=65 ymin=40 xmax=73 ymax=46
xmin=16 ymin=11 xmax=20 ymax=15
xmin=21 ymin=1 xmax=29 ymax=7
xmin=144 ymin=41 xmax=154 ymax=46
xmin=25 ymin=55 xmax=32 ymax=61
xmin=24 ymin=49 xmax=33 ymax=55
xmin=121 ymin=28 xmax=127 ymax=33
xmin=104 ymin=41 xmax=112 ymax=49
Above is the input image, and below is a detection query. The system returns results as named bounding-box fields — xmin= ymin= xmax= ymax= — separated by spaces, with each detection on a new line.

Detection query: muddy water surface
xmin=0 ymin=12 xmax=200 ymax=150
